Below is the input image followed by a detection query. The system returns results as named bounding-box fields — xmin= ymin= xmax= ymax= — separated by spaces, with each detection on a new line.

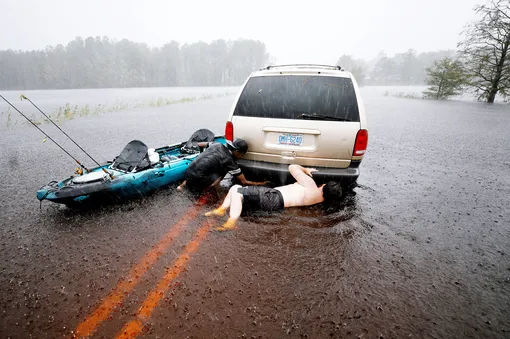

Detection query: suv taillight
xmin=353 ymin=129 xmax=368 ymax=156
xmin=225 ymin=121 xmax=234 ymax=141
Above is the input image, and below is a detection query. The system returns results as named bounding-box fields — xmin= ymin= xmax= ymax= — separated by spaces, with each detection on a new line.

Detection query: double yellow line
xmin=73 ymin=197 xmax=211 ymax=338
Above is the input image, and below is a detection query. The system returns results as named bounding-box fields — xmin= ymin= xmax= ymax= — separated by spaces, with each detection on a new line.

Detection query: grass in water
xmin=6 ymin=91 xmax=234 ymax=127
xmin=4 ymin=108 xmax=12 ymax=127
xmin=383 ymin=91 xmax=424 ymax=100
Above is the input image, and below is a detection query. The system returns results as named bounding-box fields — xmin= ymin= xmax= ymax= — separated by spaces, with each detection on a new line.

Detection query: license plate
xmin=278 ymin=133 xmax=303 ymax=146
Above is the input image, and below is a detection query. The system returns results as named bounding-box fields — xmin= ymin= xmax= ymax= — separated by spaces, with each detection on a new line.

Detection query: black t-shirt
xmin=184 ymin=142 xmax=241 ymax=190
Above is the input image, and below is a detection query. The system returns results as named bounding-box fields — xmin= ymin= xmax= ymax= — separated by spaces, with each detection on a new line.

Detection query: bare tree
xmin=458 ymin=0 xmax=510 ymax=103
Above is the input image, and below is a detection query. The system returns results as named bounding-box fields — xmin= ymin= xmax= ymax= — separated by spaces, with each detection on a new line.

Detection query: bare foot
xmin=214 ymin=218 xmax=237 ymax=231
xmin=204 ymin=207 xmax=226 ymax=217
xmin=177 ymin=181 xmax=186 ymax=192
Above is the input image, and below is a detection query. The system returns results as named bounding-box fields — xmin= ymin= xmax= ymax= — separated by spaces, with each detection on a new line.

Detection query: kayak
xmin=37 ymin=131 xmax=225 ymax=205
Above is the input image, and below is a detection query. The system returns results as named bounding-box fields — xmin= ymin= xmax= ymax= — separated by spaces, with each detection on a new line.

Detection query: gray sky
xmin=1 ymin=0 xmax=482 ymax=63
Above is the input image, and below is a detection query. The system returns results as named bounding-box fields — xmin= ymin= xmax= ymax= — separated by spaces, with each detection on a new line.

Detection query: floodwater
xmin=0 ymin=87 xmax=509 ymax=339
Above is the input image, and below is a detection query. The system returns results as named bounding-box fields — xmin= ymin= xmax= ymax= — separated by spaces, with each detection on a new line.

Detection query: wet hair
xmin=322 ymin=181 xmax=343 ymax=201
xmin=231 ymin=138 xmax=248 ymax=154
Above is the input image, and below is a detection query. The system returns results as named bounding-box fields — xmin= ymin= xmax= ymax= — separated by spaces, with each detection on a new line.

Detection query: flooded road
xmin=0 ymin=87 xmax=509 ymax=338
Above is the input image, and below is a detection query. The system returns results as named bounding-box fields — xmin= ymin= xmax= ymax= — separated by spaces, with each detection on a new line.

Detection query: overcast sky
xmin=1 ymin=0 xmax=482 ymax=64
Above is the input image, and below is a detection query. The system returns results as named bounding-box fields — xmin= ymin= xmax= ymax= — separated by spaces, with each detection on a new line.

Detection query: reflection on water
xmin=36 ymin=185 xmax=193 ymax=229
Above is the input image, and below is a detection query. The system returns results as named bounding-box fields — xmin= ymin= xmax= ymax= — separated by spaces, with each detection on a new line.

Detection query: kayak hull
xmin=37 ymin=136 xmax=226 ymax=205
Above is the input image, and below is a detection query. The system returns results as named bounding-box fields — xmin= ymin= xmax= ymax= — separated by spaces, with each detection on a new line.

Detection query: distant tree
xmin=397 ymin=49 xmax=421 ymax=85
xmin=423 ymin=57 xmax=468 ymax=99
xmin=366 ymin=49 xmax=458 ymax=86
xmin=458 ymin=0 xmax=510 ymax=103
xmin=371 ymin=54 xmax=397 ymax=85
xmin=226 ymin=39 xmax=268 ymax=85
xmin=415 ymin=50 xmax=458 ymax=84
xmin=336 ymin=54 xmax=365 ymax=85
xmin=181 ymin=41 xmax=210 ymax=85
xmin=209 ymin=39 xmax=229 ymax=85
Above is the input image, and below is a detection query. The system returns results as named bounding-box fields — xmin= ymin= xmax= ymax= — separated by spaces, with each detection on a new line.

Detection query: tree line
xmin=0 ymin=37 xmax=461 ymax=91
xmin=336 ymin=49 xmax=457 ymax=86
xmin=0 ymin=37 xmax=269 ymax=90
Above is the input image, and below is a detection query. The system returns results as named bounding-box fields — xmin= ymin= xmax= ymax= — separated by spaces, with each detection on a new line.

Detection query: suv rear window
xmin=233 ymin=75 xmax=360 ymax=122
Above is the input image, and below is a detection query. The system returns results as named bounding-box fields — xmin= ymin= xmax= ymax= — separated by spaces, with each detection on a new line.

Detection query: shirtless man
xmin=205 ymin=164 xmax=343 ymax=230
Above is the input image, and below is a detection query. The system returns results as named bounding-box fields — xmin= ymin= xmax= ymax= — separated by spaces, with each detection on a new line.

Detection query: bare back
xmin=275 ymin=183 xmax=323 ymax=207
xmin=275 ymin=165 xmax=324 ymax=208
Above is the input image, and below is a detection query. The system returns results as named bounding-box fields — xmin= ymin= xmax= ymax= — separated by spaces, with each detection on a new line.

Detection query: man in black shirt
xmin=177 ymin=138 xmax=269 ymax=195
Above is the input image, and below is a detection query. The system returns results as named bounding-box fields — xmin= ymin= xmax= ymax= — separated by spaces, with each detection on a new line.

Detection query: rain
xmin=1 ymin=0 xmax=509 ymax=338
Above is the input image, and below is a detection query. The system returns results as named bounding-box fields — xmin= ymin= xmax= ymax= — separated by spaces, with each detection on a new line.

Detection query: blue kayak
xmin=37 ymin=133 xmax=226 ymax=205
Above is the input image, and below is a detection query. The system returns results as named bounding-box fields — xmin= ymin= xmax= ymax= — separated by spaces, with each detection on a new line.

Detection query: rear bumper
xmin=236 ymin=159 xmax=360 ymax=186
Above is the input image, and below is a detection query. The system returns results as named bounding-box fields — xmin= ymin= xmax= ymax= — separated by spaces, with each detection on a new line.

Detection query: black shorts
xmin=237 ymin=186 xmax=284 ymax=212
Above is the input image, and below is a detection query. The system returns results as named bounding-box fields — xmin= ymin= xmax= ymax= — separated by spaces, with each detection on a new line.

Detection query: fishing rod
xmin=20 ymin=94 xmax=102 ymax=167
xmin=1 ymin=94 xmax=91 ymax=173
xmin=15 ymin=94 xmax=114 ymax=180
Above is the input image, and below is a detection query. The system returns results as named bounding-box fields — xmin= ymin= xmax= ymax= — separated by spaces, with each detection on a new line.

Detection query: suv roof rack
xmin=259 ymin=64 xmax=344 ymax=71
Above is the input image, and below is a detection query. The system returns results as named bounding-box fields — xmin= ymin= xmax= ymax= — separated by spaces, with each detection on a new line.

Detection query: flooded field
xmin=0 ymin=86 xmax=509 ymax=338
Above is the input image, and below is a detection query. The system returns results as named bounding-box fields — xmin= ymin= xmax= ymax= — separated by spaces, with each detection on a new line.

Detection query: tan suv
xmin=224 ymin=64 xmax=368 ymax=188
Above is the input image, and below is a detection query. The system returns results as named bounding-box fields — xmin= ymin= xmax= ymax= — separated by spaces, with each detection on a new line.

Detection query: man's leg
xmin=227 ymin=186 xmax=243 ymax=219
xmin=205 ymin=184 xmax=241 ymax=217
xmin=215 ymin=185 xmax=244 ymax=231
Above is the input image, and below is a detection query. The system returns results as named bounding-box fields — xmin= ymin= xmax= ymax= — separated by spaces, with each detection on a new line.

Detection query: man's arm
xmin=196 ymin=141 xmax=212 ymax=148
xmin=222 ymin=153 xmax=269 ymax=186
xmin=205 ymin=177 xmax=226 ymax=198
xmin=288 ymin=164 xmax=318 ymax=189
xmin=235 ymin=173 xmax=270 ymax=186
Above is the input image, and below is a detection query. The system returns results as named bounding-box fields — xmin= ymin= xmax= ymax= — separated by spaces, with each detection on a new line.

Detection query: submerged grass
xmin=2 ymin=107 xmax=14 ymax=127
xmin=383 ymin=91 xmax=424 ymax=100
xmin=5 ymin=91 xmax=234 ymax=127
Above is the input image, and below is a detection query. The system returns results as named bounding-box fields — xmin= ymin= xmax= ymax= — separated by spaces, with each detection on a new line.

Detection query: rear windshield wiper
xmin=295 ymin=113 xmax=352 ymax=122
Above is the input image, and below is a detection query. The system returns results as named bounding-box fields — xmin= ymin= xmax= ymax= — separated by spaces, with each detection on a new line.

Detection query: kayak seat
xmin=181 ymin=128 xmax=215 ymax=154
xmin=112 ymin=140 xmax=151 ymax=172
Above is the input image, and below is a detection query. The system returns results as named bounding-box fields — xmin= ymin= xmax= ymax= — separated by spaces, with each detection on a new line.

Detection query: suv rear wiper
xmin=295 ymin=113 xmax=352 ymax=122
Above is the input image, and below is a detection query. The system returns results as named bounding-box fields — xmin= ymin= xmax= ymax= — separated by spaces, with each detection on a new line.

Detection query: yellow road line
xmin=115 ymin=220 xmax=211 ymax=339
xmin=73 ymin=198 xmax=207 ymax=338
